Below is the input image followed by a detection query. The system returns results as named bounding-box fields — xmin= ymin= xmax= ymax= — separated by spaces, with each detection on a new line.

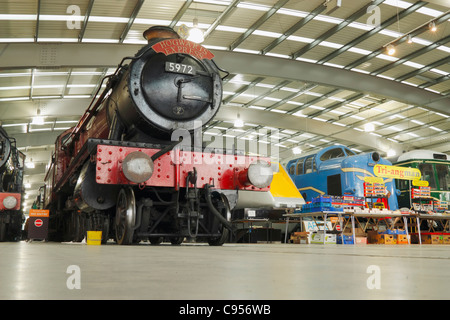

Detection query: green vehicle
xmin=395 ymin=150 xmax=450 ymax=210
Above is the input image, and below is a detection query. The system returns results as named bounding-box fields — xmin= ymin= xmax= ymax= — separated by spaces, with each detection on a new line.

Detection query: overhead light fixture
xmin=234 ymin=113 xmax=244 ymax=128
xmin=26 ymin=159 xmax=35 ymax=169
xmin=32 ymin=106 xmax=45 ymax=125
xmin=386 ymin=44 xmax=396 ymax=56
xmin=292 ymin=147 xmax=302 ymax=155
xmin=407 ymin=34 xmax=413 ymax=44
xmin=429 ymin=21 xmax=437 ymax=32
xmin=364 ymin=123 xmax=375 ymax=132
xmin=187 ymin=18 xmax=204 ymax=44
xmin=31 ymin=116 xmax=45 ymax=125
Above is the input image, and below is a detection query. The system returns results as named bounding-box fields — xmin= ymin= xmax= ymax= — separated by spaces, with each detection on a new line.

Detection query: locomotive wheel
xmin=170 ymin=237 xmax=184 ymax=245
xmin=149 ymin=236 xmax=163 ymax=245
xmin=115 ymin=187 xmax=136 ymax=245
xmin=208 ymin=193 xmax=231 ymax=246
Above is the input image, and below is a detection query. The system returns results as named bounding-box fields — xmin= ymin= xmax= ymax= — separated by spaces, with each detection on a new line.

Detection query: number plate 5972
xmin=165 ymin=62 xmax=195 ymax=75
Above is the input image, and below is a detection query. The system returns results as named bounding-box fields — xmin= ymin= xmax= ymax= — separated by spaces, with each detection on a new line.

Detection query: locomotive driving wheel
xmin=208 ymin=193 xmax=231 ymax=246
xmin=115 ymin=187 xmax=136 ymax=245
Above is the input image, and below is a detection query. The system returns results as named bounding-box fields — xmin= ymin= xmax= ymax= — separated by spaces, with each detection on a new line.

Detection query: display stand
xmin=352 ymin=212 xmax=412 ymax=244
xmin=27 ymin=209 xmax=50 ymax=241
xmin=283 ymin=211 xmax=347 ymax=244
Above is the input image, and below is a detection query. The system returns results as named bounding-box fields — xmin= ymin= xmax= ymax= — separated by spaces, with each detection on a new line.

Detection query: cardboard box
xmin=442 ymin=234 xmax=450 ymax=244
xmin=310 ymin=232 xmax=336 ymax=244
xmin=397 ymin=234 xmax=409 ymax=244
xmin=429 ymin=234 xmax=443 ymax=244
xmin=355 ymin=236 xmax=367 ymax=244
xmin=367 ymin=231 xmax=379 ymax=244
xmin=412 ymin=233 xmax=444 ymax=244
xmin=290 ymin=231 xmax=310 ymax=244
xmin=378 ymin=234 xmax=397 ymax=244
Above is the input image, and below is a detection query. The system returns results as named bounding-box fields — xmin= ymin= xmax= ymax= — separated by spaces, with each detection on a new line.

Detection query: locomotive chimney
xmin=143 ymin=26 xmax=180 ymax=43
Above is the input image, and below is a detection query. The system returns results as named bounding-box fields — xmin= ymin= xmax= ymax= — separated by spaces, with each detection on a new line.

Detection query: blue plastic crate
xmin=337 ymin=234 xmax=354 ymax=244
xmin=312 ymin=195 xmax=332 ymax=204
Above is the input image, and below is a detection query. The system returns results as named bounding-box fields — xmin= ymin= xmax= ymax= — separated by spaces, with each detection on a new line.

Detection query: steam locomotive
xmin=43 ymin=26 xmax=274 ymax=245
xmin=0 ymin=127 xmax=25 ymax=241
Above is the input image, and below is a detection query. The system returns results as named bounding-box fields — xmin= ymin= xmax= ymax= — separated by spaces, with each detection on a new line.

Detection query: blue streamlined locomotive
xmin=286 ymin=145 xmax=399 ymax=210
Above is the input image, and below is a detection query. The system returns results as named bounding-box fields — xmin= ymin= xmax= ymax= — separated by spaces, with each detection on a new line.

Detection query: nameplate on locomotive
xmin=152 ymin=39 xmax=215 ymax=60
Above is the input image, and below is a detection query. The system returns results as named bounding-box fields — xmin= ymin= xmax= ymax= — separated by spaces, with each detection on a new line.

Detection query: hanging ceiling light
xmin=187 ymin=18 xmax=204 ymax=44
xmin=386 ymin=44 xmax=396 ymax=56
xmin=407 ymin=34 xmax=413 ymax=44
xmin=364 ymin=123 xmax=375 ymax=132
xmin=31 ymin=107 xmax=44 ymax=125
xmin=429 ymin=21 xmax=437 ymax=32
xmin=234 ymin=113 xmax=244 ymax=128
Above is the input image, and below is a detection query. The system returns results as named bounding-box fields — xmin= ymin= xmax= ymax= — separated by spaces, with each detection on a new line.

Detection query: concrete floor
xmin=1 ymin=241 xmax=450 ymax=300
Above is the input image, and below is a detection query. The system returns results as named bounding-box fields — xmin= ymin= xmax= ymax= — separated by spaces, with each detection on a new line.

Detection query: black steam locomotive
xmin=43 ymin=26 xmax=274 ymax=245
xmin=0 ymin=127 xmax=25 ymax=241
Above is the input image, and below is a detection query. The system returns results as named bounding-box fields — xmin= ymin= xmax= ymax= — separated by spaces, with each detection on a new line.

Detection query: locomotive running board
xmin=85 ymin=138 xmax=245 ymax=156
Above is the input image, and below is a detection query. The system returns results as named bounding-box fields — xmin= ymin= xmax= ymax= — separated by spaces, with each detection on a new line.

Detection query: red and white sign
xmin=34 ymin=219 xmax=43 ymax=227
xmin=152 ymin=39 xmax=215 ymax=60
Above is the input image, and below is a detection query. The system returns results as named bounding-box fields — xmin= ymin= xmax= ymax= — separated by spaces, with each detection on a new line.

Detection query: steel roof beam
xmin=78 ymin=0 xmax=95 ymax=42
xmin=1 ymin=43 xmax=449 ymax=115
xmin=242 ymin=79 xmax=292 ymax=107
xmin=292 ymin=0 xmax=386 ymax=60
xmin=345 ymin=11 xmax=450 ymax=70
xmin=286 ymin=88 xmax=342 ymax=115
xmin=119 ymin=0 xmax=145 ymax=43
xmin=216 ymin=105 xmax=402 ymax=154
xmin=34 ymin=0 xmax=41 ymax=42
xmin=203 ymin=0 xmax=241 ymax=40
xmin=265 ymin=84 xmax=317 ymax=111
xmin=419 ymin=74 xmax=450 ymax=89
xmin=229 ymin=0 xmax=289 ymax=51
xmin=222 ymin=77 xmax=264 ymax=104
xmin=371 ymin=34 xmax=450 ymax=76
xmin=169 ymin=0 xmax=193 ymax=29
xmin=211 ymin=51 xmax=450 ymax=115
xmin=395 ymin=55 xmax=450 ymax=82
xmin=318 ymin=1 xmax=428 ymax=65
xmin=307 ymin=93 xmax=366 ymax=119
xmin=260 ymin=3 xmax=326 ymax=55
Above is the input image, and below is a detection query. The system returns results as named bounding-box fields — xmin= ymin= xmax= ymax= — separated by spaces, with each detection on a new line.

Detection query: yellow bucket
xmin=86 ymin=231 xmax=102 ymax=245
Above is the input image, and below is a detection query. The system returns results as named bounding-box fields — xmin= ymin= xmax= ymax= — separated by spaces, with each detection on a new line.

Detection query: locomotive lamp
xmin=3 ymin=195 xmax=18 ymax=209
xmin=240 ymin=160 xmax=274 ymax=188
xmin=122 ymin=151 xmax=154 ymax=184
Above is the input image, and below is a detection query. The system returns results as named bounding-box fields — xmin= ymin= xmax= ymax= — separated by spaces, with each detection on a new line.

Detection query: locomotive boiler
xmin=43 ymin=26 xmax=274 ymax=245
xmin=0 ymin=127 xmax=25 ymax=241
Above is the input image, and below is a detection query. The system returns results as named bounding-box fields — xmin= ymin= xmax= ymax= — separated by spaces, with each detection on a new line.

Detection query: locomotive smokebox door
xmin=27 ymin=209 xmax=49 ymax=241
